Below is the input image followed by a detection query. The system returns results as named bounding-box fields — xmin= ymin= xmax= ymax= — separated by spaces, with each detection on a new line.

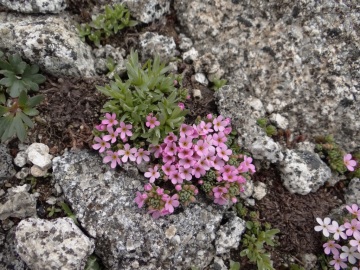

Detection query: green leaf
xmin=9 ymin=80 xmax=24 ymax=97
xmin=0 ymin=116 xmax=12 ymax=138
xmin=60 ymin=202 xmax=79 ymax=226
xmin=85 ymin=255 xmax=101 ymax=270
xmin=18 ymin=90 xmax=28 ymax=107
xmin=26 ymin=94 xmax=44 ymax=108
xmin=18 ymin=111 xmax=34 ymax=128
xmin=1 ymin=115 xmax=16 ymax=142
xmin=0 ymin=105 xmax=9 ymax=116
xmin=0 ymin=92 xmax=5 ymax=105
xmin=23 ymin=108 xmax=39 ymax=116
xmin=229 ymin=260 xmax=241 ymax=270
xmin=13 ymin=114 xmax=26 ymax=142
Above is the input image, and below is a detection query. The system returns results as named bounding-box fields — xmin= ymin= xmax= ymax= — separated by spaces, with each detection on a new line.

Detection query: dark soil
xmin=1 ymin=1 xmax=349 ymax=269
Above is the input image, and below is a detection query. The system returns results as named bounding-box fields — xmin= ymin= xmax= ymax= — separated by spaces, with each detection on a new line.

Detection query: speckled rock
xmin=215 ymin=213 xmax=245 ymax=255
xmin=0 ymin=144 xmax=16 ymax=181
xmin=0 ymin=0 xmax=67 ymax=14
xmin=117 ymin=0 xmax=170 ymax=23
xmin=0 ymin=185 xmax=37 ymax=220
xmin=93 ymin=45 xmax=126 ymax=77
xmin=0 ymin=228 xmax=29 ymax=270
xmin=215 ymin=85 xmax=284 ymax=163
xmin=279 ymin=149 xmax=332 ymax=195
xmin=175 ymin=0 xmax=360 ymax=151
xmin=139 ymin=32 xmax=176 ymax=62
xmin=0 ymin=14 xmax=96 ymax=77
xmin=52 ymin=150 xmax=228 ymax=270
xmin=15 ymin=217 xmax=94 ymax=270
xmin=345 ymin=178 xmax=360 ymax=205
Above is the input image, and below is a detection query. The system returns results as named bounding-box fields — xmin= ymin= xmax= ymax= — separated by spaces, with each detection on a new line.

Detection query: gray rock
xmin=0 ymin=0 xmax=67 ymax=14
xmin=215 ymin=213 xmax=245 ymax=255
xmin=30 ymin=165 xmax=48 ymax=177
xmin=182 ymin=47 xmax=199 ymax=63
xmin=0 ymin=227 xmax=29 ymax=270
xmin=269 ymin=113 xmax=289 ymax=130
xmin=215 ymin=85 xmax=284 ymax=163
xmin=93 ymin=45 xmax=126 ymax=77
xmin=15 ymin=217 xmax=94 ymax=270
xmin=345 ymin=178 xmax=360 ymax=205
xmin=121 ymin=0 xmax=170 ymax=23
xmin=175 ymin=0 xmax=360 ymax=151
xmin=15 ymin=167 xmax=30 ymax=180
xmin=25 ymin=143 xmax=52 ymax=170
xmin=178 ymin=33 xmax=193 ymax=51
xmin=139 ymin=32 xmax=176 ymax=62
xmin=253 ymin=181 xmax=267 ymax=200
xmin=0 ymin=144 xmax=16 ymax=181
xmin=194 ymin=73 xmax=208 ymax=86
xmin=0 ymin=14 xmax=96 ymax=77
xmin=14 ymin=151 xmax=27 ymax=168
xmin=239 ymin=179 xmax=254 ymax=199
xmin=52 ymin=150 xmax=227 ymax=270
xmin=0 ymin=185 xmax=37 ymax=220
xmin=213 ymin=257 xmax=227 ymax=270
xmin=279 ymin=149 xmax=332 ymax=195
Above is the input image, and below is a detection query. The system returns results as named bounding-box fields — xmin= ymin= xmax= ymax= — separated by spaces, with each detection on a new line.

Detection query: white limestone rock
xmin=26 ymin=143 xmax=52 ymax=170
xmin=0 ymin=185 xmax=36 ymax=220
xmin=183 ymin=47 xmax=199 ymax=63
xmin=215 ymin=214 xmax=245 ymax=255
xmin=253 ymin=182 xmax=267 ymax=200
xmin=194 ymin=73 xmax=208 ymax=86
xmin=120 ymin=0 xmax=170 ymax=23
xmin=30 ymin=165 xmax=48 ymax=177
xmin=15 ymin=218 xmax=95 ymax=270
xmin=0 ymin=15 xmax=96 ymax=77
xmin=269 ymin=113 xmax=289 ymax=130
xmin=0 ymin=0 xmax=67 ymax=14
xmin=14 ymin=151 xmax=27 ymax=168
xmin=279 ymin=149 xmax=332 ymax=195
xmin=139 ymin=32 xmax=176 ymax=62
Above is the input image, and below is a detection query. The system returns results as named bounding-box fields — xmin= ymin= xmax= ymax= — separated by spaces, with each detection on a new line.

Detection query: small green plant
xmin=47 ymin=205 xmax=62 ymax=217
xmin=229 ymin=260 xmax=240 ymax=270
xmin=85 ymin=254 xmax=102 ymax=270
xmin=235 ymin=203 xmax=280 ymax=270
xmin=0 ymin=90 xmax=44 ymax=142
xmin=61 ymin=202 xmax=79 ymax=226
xmin=289 ymin=263 xmax=305 ymax=270
xmin=257 ymin=118 xmax=278 ymax=137
xmin=96 ymin=50 xmax=188 ymax=145
xmin=314 ymin=135 xmax=359 ymax=177
xmin=78 ymin=4 xmax=137 ymax=47
xmin=0 ymin=53 xmax=46 ymax=98
xmin=210 ymin=76 xmax=227 ymax=91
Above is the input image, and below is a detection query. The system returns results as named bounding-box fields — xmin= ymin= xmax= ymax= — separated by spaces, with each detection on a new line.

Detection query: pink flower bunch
xmin=92 ymin=113 xmax=150 ymax=168
xmin=315 ymin=204 xmax=360 ymax=269
xmin=139 ymin=114 xmax=253 ymax=214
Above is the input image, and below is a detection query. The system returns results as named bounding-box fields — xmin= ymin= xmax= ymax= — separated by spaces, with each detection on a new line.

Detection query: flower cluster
xmin=135 ymin=114 xmax=254 ymax=218
xmin=92 ymin=113 xmax=150 ymax=168
xmin=315 ymin=204 xmax=360 ymax=270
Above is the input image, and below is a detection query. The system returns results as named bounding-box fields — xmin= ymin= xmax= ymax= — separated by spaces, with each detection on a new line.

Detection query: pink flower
xmin=178 ymin=148 xmax=194 ymax=159
xmin=206 ymin=114 xmax=213 ymax=120
xmin=149 ymin=144 xmax=162 ymax=158
xmin=216 ymin=146 xmax=232 ymax=161
xmin=194 ymin=140 xmax=209 ymax=157
xmin=145 ymin=114 xmax=160 ymax=129
xmin=103 ymin=126 xmax=121 ymax=143
xmin=340 ymin=246 xmax=360 ymax=264
xmin=350 ymin=231 xmax=360 ymax=253
xmin=179 ymin=156 xmax=195 ymax=169
xmin=165 ymin=194 xmax=179 ymax=213
xmin=197 ymin=121 xmax=213 ymax=135
xmin=164 ymin=142 xmax=178 ymax=156
xmin=135 ymin=148 xmax=150 ymax=164
xmin=212 ymin=132 xmax=227 ymax=148
xmin=323 ymin=240 xmax=341 ymax=256
xmin=179 ymin=136 xmax=193 ymax=149
xmin=211 ymin=156 xmax=225 ymax=171
xmin=178 ymin=102 xmax=185 ymax=110
xmin=162 ymin=162 xmax=174 ymax=176
xmin=344 ymin=219 xmax=360 ymax=236
xmin=103 ymin=150 xmax=121 ymax=169
xmin=101 ymin=113 xmax=118 ymax=127
xmin=179 ymin=124 xmax=194 ymax=137
xmin=170 ymin=170 xmax=183 ymax=185
xmin=192 ymin=163 xmax=206 ymax=178
xmin=329 ymin=255 xmax=347 ymax=270
xmin=164 ymin=132 xmax=178 ymax=143
xmin=118 ymin=144 xmax=137 ymax=163
xmin=344 ymin=154 xmax=357 ymax=171
xmin=95 ymin=124 xmax=106 ymax=131
xmin=346 ymin=204 xmax=360 ymax=219
xmin=119 ymin=122 xmax=133 ymax=140
xmin=144 ymin=165 xmax=160 ymax=183
xmin=92 ymin=136 xmax=110 ymax=153
xmin=179 ymin=166 xmax=192 ymax=181
xmin=213 ymin=115 xmax=227 ymax=132
xmin=315 ymin=217 xmax=332 ymax=237
xmin=329 ymin=220 xmax=347 ymax=240
xmin=134 ymin=191 xmax=147 ymax=208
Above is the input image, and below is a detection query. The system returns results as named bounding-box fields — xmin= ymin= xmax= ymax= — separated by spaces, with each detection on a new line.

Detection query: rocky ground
xmin=0 ymin=0 xmax=359 ymax=269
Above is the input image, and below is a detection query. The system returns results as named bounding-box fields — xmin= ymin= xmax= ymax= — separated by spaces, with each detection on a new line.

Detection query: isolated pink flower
xmin=103 ymin=150 xmax=121 ymax=169
xmin=134 ymin=192 xmax=147 ymax=208
xmin=344 ymin=154 xmax=357 ymax=171
xmin=144 ymin=165 xmax=160 ymax=183
xmin=178 ymin=102 xmax=185 ymax=110
xmin=135 ymin=148 xmax=150 ymax=164
xmin=102 ymin=126 xmax=121 ymax=143
xmin=101 ymin=113 xmax=118 ymax=127
xmin=92 ymin=136 xmax=110 ymax=153
xmin=165 ymin=194 xmax=180 ymax=213
xmin=95 ymin=124 xmax=106 ymax=131
xmin=323 ymin=240 xmax=342 ymax=256
xmin=119 ymin=122 xmax=132 ymax=140
xmin=118 ymin=144 xmax=137 ymax=163
xmin=146 ymin=114 xmax=160 ymax=129
xmin=315 ymin=217 xmax=332 ymax=237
